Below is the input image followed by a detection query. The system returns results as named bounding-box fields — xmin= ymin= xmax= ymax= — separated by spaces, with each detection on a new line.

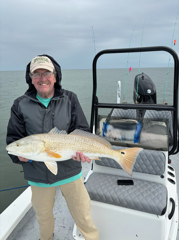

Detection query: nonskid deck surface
xmin=7 ymin=154 xmax=179 ymax=240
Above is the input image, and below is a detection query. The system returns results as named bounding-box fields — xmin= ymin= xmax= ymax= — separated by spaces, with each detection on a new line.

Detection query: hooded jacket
xmin=6 ymin=54 xmax=90 ymax=184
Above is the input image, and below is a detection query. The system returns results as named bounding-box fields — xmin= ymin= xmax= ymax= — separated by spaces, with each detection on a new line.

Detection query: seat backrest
xmin=144 ymin=110 xmax=173 ymax=146
xmin=95 ymin=146 xmax=166 ymax=176
xmin=111 ymin=108 xmax=137 ymax=119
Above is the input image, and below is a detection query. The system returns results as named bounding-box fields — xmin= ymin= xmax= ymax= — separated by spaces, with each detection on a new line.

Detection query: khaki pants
xmin=31 ymin=177 xmax=99 ymax=240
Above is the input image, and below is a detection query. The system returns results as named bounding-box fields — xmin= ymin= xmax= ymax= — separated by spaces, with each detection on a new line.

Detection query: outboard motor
xmin=133 ymin=73 xmax=157 ymax=118
xmin=133 ymin=73 xmax=157 ymax=104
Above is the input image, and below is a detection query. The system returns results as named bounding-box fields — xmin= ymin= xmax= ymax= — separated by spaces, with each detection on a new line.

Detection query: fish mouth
xmin=7 ymin=150 xmax=15 ymax=154
xmin=7 ymin=150 xmax=19 ymax=156
xmin=6 ymin=147 xmax=11 ymax=152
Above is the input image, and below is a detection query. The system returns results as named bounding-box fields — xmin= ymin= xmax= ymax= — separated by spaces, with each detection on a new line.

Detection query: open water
xmin=0 ymin=67 xmax=177 ymax=213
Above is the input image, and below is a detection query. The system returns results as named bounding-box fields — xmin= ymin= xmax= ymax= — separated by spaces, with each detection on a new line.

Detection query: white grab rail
xmin=0 ymin=187 xmax=32 ymax=240
xmin=117 ymin=81 xmax=121 ymax=103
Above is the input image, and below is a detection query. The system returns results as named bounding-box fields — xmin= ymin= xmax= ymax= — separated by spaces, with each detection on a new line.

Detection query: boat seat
xmin=86 ymin=147 xmax=167 ymax=215
xmin=111 ymin=108 xmax=137 ymax=119
xmin=85 ymin=172 xmax=167 ymax=216
xmin=87 ymin=109 xmax=168 ymax=215
xmin=144 ymin=110 xmax=173 ymax=147
xmin=96 ymin=146 xmax=165 ymax=175
xmin=109 ymin=108 xmax=173 ymax=151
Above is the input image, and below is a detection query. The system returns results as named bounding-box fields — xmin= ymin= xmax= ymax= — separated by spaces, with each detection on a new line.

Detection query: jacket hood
xmin=25 ymin=54 xmax=62 ymax=92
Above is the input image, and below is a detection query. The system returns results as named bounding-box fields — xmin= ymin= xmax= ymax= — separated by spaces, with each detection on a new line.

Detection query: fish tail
xmin=115 ymin=148 xmax=142 ymax=176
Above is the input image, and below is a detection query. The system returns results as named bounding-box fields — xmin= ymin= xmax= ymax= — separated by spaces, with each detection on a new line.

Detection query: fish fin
xmin=90 ymin=157 xmax=100 ymax=160
xmin=45 ymin=150 xmax=62 ymax=158
xmin=69 ymin=129 xmax=112 ymax=147
xmin=45 ymin=161 xmax=58 ymax=175
xmin=49 ymin=127 xmax=67 ymax=135
xmin=117 ymin=148 xmax=142 ymax=176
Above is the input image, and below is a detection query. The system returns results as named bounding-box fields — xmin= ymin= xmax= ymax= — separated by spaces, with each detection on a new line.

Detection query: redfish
xmin=6 ymin=127 xmax=142 ymax=176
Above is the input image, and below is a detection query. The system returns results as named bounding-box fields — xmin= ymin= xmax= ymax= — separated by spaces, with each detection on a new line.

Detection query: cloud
xmin=0 ymin=0 xmax=179 ymax=70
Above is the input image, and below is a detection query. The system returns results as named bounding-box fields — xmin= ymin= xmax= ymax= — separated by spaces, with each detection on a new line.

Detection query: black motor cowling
xmin=133 ymin=73 xmax=157 ymax=104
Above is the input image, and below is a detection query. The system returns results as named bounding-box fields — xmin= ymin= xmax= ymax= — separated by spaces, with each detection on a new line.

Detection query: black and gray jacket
xmin=6 ymin=54 xmax=90 ymax=184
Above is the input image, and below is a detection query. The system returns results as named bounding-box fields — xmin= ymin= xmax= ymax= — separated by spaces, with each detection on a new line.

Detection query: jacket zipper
xmin=50 ymin=100 xmax=55 ymax=128
xmin=52 ymin=113 xmax=55 ymax=128
xmin=42 ymin=108 xmax=47 ymax=133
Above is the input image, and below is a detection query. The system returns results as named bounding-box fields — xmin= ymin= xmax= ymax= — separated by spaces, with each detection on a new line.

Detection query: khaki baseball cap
xmin=30 ymin=56 xmax=55 ymax=73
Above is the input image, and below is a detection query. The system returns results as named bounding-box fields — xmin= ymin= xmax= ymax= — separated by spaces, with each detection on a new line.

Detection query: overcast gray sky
xmin=0 ymin=0 xmax=179 ymax=70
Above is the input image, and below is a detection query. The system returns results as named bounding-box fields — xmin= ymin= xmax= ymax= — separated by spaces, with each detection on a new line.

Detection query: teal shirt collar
xmin=36 ymin=94 xmax=53 ymax=108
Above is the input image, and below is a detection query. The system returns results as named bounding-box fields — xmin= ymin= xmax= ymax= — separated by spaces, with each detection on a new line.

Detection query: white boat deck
xmin=6 ymin=162 xmax=91 ymax=240
xmin=6 ymin=154 xmax=179 ymax=240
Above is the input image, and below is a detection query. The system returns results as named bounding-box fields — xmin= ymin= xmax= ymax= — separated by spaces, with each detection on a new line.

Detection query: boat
xmin=73 ymin=46 xmax=179 ymax=240
xmin=0 ymin=46 xmax=178 ymax=240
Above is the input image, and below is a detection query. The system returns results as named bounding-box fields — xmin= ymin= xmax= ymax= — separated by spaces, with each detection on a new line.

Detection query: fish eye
xmin=16 ymin=143 xmax=20 ymax=147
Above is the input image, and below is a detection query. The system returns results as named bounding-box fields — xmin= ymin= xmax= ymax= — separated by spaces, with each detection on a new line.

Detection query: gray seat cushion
xmin=144 ymin=110 xmax=173 ymax=146
xmin=96 ymin=147 xmax=165 ymax=175
xmin=111 ymin=108 xmax=136 ymax=119
xmin=85 ymin=173 xmax=167 ymax=215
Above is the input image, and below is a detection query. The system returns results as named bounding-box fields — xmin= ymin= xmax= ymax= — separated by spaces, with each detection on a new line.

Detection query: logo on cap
xmin=34 ymin=57 xmax=49 ymax=63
